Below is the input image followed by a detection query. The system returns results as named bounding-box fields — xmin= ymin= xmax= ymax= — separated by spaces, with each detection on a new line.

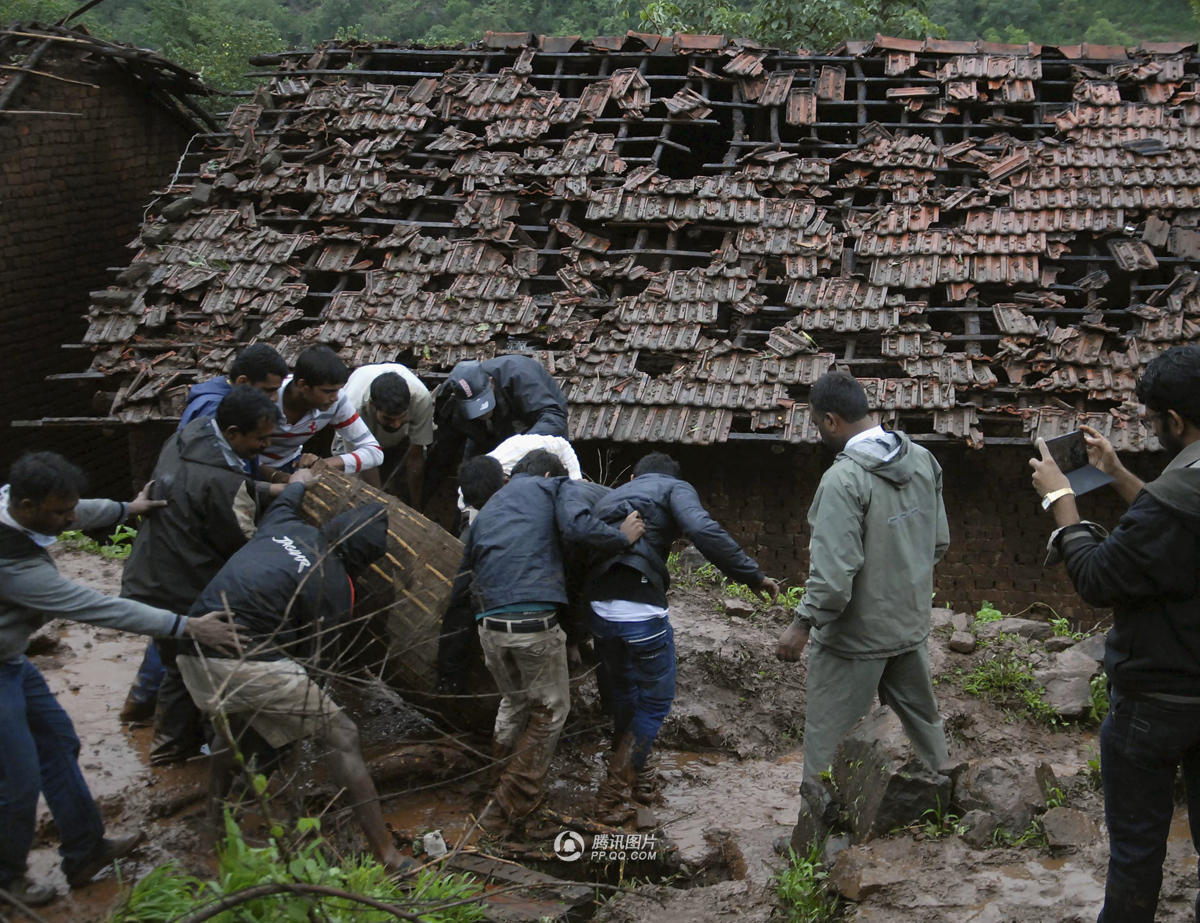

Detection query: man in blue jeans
xmin=1032 ymin=343 xmax=1200 ymax=923
xmin=586 ymin=452 xmax=777 ymax=823
xmin=0 ymin=452 xmax=240 ymax=905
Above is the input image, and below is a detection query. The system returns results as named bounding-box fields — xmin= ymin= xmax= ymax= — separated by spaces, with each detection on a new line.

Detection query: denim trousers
xmin=0 ymin=657 xmax=105 ymax=885
xmin=128 ymin=640 xmax=165 ymax=704
xmin=1098 ymin=686 xmax=1200 ymax=923
xmin=589 ymin=613 xmax=676 ymax=770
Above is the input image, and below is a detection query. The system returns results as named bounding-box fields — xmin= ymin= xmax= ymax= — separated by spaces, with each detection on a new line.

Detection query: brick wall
xmin=574 ymin=439 xmax=1165 ymax=624
xmin=0 ymin=44 xmax=197 ymax=488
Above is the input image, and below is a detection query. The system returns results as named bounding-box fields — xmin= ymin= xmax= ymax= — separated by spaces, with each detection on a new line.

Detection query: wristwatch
xmin=1041 ymin=487 xmax=1076 ymax=511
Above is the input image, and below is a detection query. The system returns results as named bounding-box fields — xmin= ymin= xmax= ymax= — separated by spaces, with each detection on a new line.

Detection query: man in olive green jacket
xmin=777 ymin=370 xmax=950 ymax=795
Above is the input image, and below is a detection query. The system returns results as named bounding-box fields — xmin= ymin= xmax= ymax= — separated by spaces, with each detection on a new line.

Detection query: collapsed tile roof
xmin=0 ymin=21 xmax=214 ymax=130
xmin=72 ymin=32 xmax=1200 ymax=450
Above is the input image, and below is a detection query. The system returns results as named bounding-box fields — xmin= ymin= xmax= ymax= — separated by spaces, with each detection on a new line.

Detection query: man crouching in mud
xmin=1031 ymin=343 xmax=1200 ymax=923
xmin=177 ymin=479 xmax=411 ymax=873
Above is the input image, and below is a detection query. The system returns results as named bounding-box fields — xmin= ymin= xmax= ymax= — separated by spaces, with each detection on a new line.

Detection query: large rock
xmin=976 ymin=617 xmax=1053 ymax=641
xmin=953 ymin=757 xmax=1055 ymax=833
xmin=831 ymin=707 xmax=951 ymax=843
xmin=830 ymin=841 xmax=915 ymax=900
xmin=1073 ymin=632 xmax=1108 ymax=662
xmin=1042 ymin=806 xmax=1101 ymax=848
xmin=1033 ymin=647 xmax=1101 ymax=719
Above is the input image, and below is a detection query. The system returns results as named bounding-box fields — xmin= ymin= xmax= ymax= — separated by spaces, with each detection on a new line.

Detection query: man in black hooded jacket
xmin=1031 ymin=343 xmax=1200 ymax=923
xmin=120 ymin=386 xmax=282 ymax=763
xmin=585 ymin=452 xmax=777 ymax=822
xmin=176 ymin=481 xmax=407 ymax=872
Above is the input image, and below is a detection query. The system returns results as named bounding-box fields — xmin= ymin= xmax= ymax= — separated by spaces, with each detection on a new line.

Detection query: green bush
xmin=776 ymin=841 xmax=840 ymax=922
xmin=109 ymin=813 xmax=485 ymax=923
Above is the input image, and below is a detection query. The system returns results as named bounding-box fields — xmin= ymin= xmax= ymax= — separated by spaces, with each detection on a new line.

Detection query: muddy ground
xmin=20 ymin=547 xmax=1200 ymax=922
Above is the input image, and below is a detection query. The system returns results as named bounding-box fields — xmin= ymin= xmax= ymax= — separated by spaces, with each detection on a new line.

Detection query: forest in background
xmin=0 ymin=0 xmax=1196 ymax=94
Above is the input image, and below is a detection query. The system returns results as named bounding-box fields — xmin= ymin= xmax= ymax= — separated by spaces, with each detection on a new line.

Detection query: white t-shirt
xmin=459 ymin=434 xmax=583 ymax=518
xmin=259 ymin=375 xmax=383 ymax=473
xmin=335 ymin=364 xmax=434 ymax=452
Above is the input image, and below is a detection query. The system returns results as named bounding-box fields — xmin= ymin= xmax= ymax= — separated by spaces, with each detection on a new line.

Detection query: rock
xmin=976 ymin=617 xmax=1054 ymax=641
xmin=1044 ymin=635 xmax=1075 ymax=652
xmin=25 ymin=625 xmax=63 ymax=657
xmin=214 ymin=171 xmax=239 ymax=191
xmin=788 ymin=780 xmax=838 ymax=854
xmin=953 ymin=757 xmax=1053 ymax=833
xmin=723 ymin=597 xmax=756 ymax=619
xmin=951 ymin=611 xmax=972 ymax=632
xmin=1034 ymin=647 xmax=1101 ymax=719
xmin=675 ymin=546 xmax=707 ymax=573
xmin=160 ymin=195 xmax=197 ymax=222
xmin=831 ymin=707 xmax=951 ymax=843
xmin=141 ymin=222 xmax=173 ymax=244
xmin=948 ymin=630 xmax=976 ymax=654
xmin=1041 ymin=806 xmax=1100 ymax=848
xmin=259 ymin=150 xmax=283 ymax=173
xmin=190 ymin=180 xmax=213 ymax=204
xmin=1073 ymin=632 xmax=1107 ymax=662
xmin=635 ymin=805 xmax=658 ymax=830
xmin=931 ymin=607 xmax=956 ymax=630
xmin=830 ymin=843 xmax=914 ymax=900
xmin=960 ymin=809 xmax=999 ymax=848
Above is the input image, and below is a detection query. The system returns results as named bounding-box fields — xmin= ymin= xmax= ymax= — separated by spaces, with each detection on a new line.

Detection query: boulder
xmin=930 ymin=607 xmax=956 ymax=631
xmin=1073 ymin=632 xmax=1108 ymax=662
xmin=831 ymin=707 xmax=951 ymax=843
xmin=1034 ymin=647 xmax=1101 ymax=719
xmin=951 ymin=611 xmax=972 ymax=632
xmin=723 ymin=597 xmax=756 ymax=619
xmin=960 ymin=809 xmax=1000 ymax=848
xmin=977 ymin=618 xmax=1053 ymax=641
xmin=953 ymin=757 xmax=1055 ymax=833
xmin=1044 ymin=635 xmax=1075 ymax=652
xmin=830 ymin=842 xmax=914 ymax=900
xmin=675 ymin=545 xmax=707 ymax=572
xmin=1041 ymin=806 xmax=1100 ymax=848
xmin=948 ymin=630 xmax=976 ymax=654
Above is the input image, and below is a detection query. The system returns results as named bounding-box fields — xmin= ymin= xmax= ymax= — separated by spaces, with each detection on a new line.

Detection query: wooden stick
xmin=0 ymin=109 xmax=82 ymax=116
xmin=0 ymin=65 xmax=99 ymax=87
xmin=368 ymin=563 xmax=394 ymax=584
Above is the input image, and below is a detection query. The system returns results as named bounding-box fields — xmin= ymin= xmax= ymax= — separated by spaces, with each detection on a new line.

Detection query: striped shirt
xmin=259 ymin=376 xmax=383 ymax=473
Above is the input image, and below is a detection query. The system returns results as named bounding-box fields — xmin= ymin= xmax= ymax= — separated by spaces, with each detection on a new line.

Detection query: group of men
xmin=0 ymin=338 xmax=1197 ymax=921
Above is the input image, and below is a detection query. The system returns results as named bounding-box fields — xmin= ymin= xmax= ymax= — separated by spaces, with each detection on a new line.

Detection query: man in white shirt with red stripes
xmin=258 ymin=345 xmax=383 ymax=481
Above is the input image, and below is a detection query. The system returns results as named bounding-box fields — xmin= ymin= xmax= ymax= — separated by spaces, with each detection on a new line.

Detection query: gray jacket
xmin=0 ymin=497 xmax=185 ymax=662
xmin=796 ymin=431 xmax=950 ymax=658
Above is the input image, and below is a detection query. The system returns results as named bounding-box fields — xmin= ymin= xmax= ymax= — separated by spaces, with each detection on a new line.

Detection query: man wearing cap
xmin=424 ymin=355 xmax=569 ymax=502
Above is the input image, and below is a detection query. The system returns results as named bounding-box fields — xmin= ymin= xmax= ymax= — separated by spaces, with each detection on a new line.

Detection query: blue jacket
xmin=588 ymin=472 xmax=765 ymax=606
xmin=178 ymin=377 xmax=232 ymax=431
xmin=464 ymin=474 xmax=630 ymax=613
xmin=1055 ymin=439 xmax=1200 ymax=697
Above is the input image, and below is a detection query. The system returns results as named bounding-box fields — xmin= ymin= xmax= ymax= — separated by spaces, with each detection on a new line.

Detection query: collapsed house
xmin=41 ymin=31 xmax=1200 ymax=616
xmin=1 ymin=21 xmax=212 ymax=486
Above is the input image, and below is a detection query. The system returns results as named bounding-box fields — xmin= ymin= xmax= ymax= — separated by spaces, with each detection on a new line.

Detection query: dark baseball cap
xmin=448 ymin=361 xmax=495 ymax=420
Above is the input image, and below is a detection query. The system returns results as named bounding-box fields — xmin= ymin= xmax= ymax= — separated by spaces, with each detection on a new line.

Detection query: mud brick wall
xmin=0 ymin=46 xmax=196 ymax=483
xmin=576 ymin=440 xmax=1166 ymax=625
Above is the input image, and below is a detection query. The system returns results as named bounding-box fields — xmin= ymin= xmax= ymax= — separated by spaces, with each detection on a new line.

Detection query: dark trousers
xmin=128 ymin=640 xmax=165 ymax=704
xmin=590 ymin=614 xmax=675 ymax=770
xmin=0 ymin=658 xmax=104 ymax=885
xmin=1098 ymin=686 xmax=1200 ymax=923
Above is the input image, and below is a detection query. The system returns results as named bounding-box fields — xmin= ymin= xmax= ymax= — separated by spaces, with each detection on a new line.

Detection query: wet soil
xmin=22 ymin=547 xmax=1200 ymax=922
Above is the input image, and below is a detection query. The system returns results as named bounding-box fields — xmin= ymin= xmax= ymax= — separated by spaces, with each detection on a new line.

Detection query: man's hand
xmin=127 ymin=480 xmax=167 ymax=518
xmin=185 ymin=610 xmax=244 ymax=655
xmin=296 ymin=453 xmax=321 ymax=469
xmin=776 ymin=623 xmax=810 ymax=662
xmin=758 ymin=577 xmax=780 ymax=603
xmin=288 ymin=467 xmax=316 ymax=486
xmin=619 ymin=510 xmax=645 ymax=544
xmin=1029 ymin=437 xmax=1071 ymax=498
xmin=309 ymin=457 xmax=342 ymax=475
xmin=1080 ymin=424 xmax=1119 ymax=476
